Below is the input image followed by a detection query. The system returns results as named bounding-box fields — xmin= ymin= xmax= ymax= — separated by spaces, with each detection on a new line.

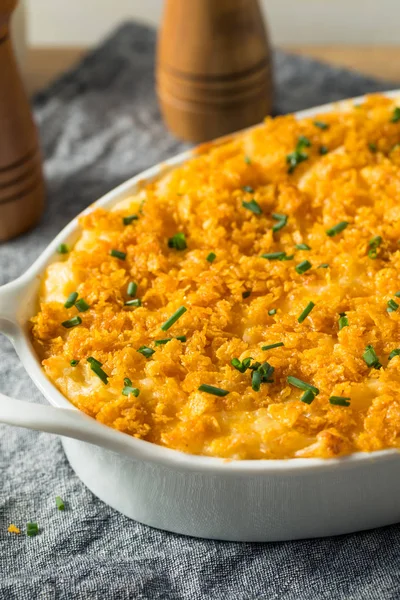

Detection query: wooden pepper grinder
xmin=156 ymin=0 xmax=273 ymax=143
xmin=0 ymin=0 xmax=45 ymax=242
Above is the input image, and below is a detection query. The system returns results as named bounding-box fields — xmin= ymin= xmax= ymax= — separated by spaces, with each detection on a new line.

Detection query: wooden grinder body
xmin=0 ymin=0 xmax=44 ymax=241
xmin=156 ymin=0 xmax=273 ymax=143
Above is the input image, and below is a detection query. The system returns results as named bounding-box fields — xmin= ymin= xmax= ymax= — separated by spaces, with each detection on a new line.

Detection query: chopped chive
xmin=261 ymin=251 xmax=287 ymax=261
xmin=55 ymin=496 xmax=65 ymax=511
xmin=262 ymin=342 xmax=284 ymax=351
xmin=368 ymin=235 xmax=382 ymax=259
xmin=122 ymin=385 xmax=140 ymax=397
xmin=242 ymin=185 xmax=254 ymax=193
xmin=368 ymin=142 xmax=377 ymax=153
xmin=329 ymin=396 xmax=351 ymax=407
xmin=251 ymin=369 xmax=262 ymax=392
xmin=155 ymin=336 xmax=187 ymax=346
xmin=125 ymin=299 xmax=142 ymax=307
xmin=388 ymin=348 xmax=400 ymax=361
xmin=395 ymin=291 xmax=400 ymax=298
xmin=57 ymin=243 xmax=69 ymax=254
xmin=61 ymin=316 xmax=82 ymax=329
xmin=296 ymin=243 xmax=311 ymax=250
xmin=387 ymin=299 xmax=399 ymax=313
xmin=297 ymin=301 xmax=315 ymax=323
xmin=168 ymin=232 xmax=187 ymax=250
xmin=297 ymin=135 xmax=311 ymax=148
xmin=338 ymin=312 xmax=349 ymax=330
xmin=64 ymin=292 xmax=78 ymax=309
xmin=362 ymin=345 xmax=381 ymax=369
xmin=198 ymin=384 xmax=229 ymax=397
xmin=313 ymin=120 xmax=329 ymax=130
xmin=300 ymin=389 xmax=315 ymax=404
xmin=161 ymin=306 xmax=187 ymax=331
xmin=391 ymin=107 xmax=400 ymax=123
xmin=123 ymin=214 xmax=138 ymax=225
xmin=268 ymin=308 xmax=277 ymax=315
xmin=286 ymin=136 xmax=311 ymax=173
xmin=242 ymin=290 xmax=251 ymax=299
xmin=75 ymin=298 xmax=90 ymax=312
xmin=272 ymin=213 xmax=288 ymax=232
xmin=176 ymin=335 xmax=186 ymax=342
xmin=26 ymin=522 xmax=39 ymax=537
xmin=87 ymin=357 xmax=108 ymax=384
xmin=110 ymin=249 xmax=126 ymax=260
xmin=127 ymin=282 xmax=137 ymax=297
xmin=242 ymin=199 xmax=262 ymax=215
xmin=206 ymin=252 xmax=216 ymax=263
xmin=70 ymin=359 xmax=79 ymax=367
xmin=287 ymin=376 xmax=319 ymax=396
xmin=244 ymin=155 xmax=252 ymax=164
xmin=124 ymin=377 xmax=132 ymax=386
xmin=137 ymin=346 xmax=155 ymax=358
xmin=319 ymin=146 xmax=329 ymax=155
xmin=231 ymin=357 xmax=253 ymax=373
xmin=326 ymin=221 xmax=348 ymax=237
xmin=295 ymin=260 xmax=312 ymax=275
xmin=318 ymin=263 xmax=329 ymax=269
xmin=251 ymin=362 xmax=274 ymax=391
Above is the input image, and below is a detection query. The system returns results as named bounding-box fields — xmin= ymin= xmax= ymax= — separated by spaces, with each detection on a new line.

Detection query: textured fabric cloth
xmin=0 ymin=22 xmax=399 ymax=600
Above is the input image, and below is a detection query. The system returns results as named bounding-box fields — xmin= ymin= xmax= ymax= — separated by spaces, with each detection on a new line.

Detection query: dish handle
xmin=0 ymin=392 xmax=143 ymax=460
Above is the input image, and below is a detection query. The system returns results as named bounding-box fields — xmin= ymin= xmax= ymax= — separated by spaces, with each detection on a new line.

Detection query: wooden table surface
xmin=25 ymin=45 xmax=400 ymax=96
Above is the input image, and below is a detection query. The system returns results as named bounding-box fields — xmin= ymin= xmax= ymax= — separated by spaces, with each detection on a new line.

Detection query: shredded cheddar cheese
xmin=31 ymin=95 xmax=400 ymax=459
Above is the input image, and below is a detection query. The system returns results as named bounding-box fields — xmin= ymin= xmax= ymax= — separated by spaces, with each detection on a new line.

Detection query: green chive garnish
xmin=300 ymin=389 xmax=315 ymax=404
xmin=244 ymin=156 xmax=252 ymax=164
xmin=318 ymin=263 xmax=329 ymax=269
xmin=251 ymin=370 xmax=262 ymax=392
xmin=206 ymin=252 xmax=216 ymax=263
xmin=161 ymin=306 xmax=187 ymax=331
xmin=75 ymin=298 xmax=90 ymax=312
xmin=251 ymin=362 xmax=275 ymax=391
xmin=363 ymin=345 xmax=381 ymax=369
xmin=123 ymin=214 xmax=138 ymax=225
xmin=110 ymin=249 xmax=126 ymax=260
xmin=297 ymin=135 xmax=311 ymax=147
xmin=70 ymin=359 xmax=79 ymax=367
xmin=198 ymin=384 xmax=229 ymax=397
xmin=295 ymin=260 xmax=312 ymax=274
xmin=57 ymin=243 xmax=69 ymax=254
xmin=368 ymin=235 xmax=382 ymax=259
xmin=125 ymin=299 xmax=141 ymax=307
xmin=272 ymin=213 xmax=288 ymax=232
xmin=137 ymin=346 xmax=155 ymax=358
xmin=296 ymin=243 xmax=311 ymax=250
xmin=261 ymin=251 xmax=287 ymax=261
xmin=287 ymin=376 xmax=319 ymax=396
xmin=127 ymin=282 xmax=137 ymax=297
xmin=242 ymin=290 xmax=251 ymax=299
xmin=319 ymin=146 xmax=329 ymax=155
xmin=297 ymin=301 xmax=315 ymax=323
xmin=368 ymin=142 xmax=377 ymax=153
xmin=231 ymin=357 xmax=253 ymax=373
xmin=391 ymin=107 xmax=400 ymax=123
xmin=329 ymin=396 xmax=351 ymax=407
xmin=395 ymin=291 xmax=400 ymax=298
xmin=388 ymin=349 xmax=400 ymax=361
xmin=124 ymin=378 xmax=132 ymax=386
xmin=326 ymin=221 xmax=348 ymax=237
xmin=64 ymin=292 xmax=78 ymax=309
xmin=313 ymin=120 xmax=329 ymax=130
xmin=55 ymin=496 xmax=65 ymax=510
xmin=262 ymin=342 xmax=284 ymax=350
xmin=286 ymin=136 xmax=311 ymax=173
xmin=387 ymin=299 xmax=399 ymax=313
xmin=168 ymin=232 xmax=187 ymax=250
xmin=61 ymin=316 xmax=82 ymax=329
xmin=242 ymin=199 xmax=262 ymax=215
xmin=122 ymin=385 xmax=140 ymax=397
xmin=338 ymin=312 xmax=348 ymax=330
xmin=155 ymin=338 xmax=171 ymax=345
xmin=242 ymin=185 xmax=254 ymax=193
xmin=268 ymin=309 xmax=277 ymax=315
xmin=87 ymin=357 xmax=108 ymax=384
xmin=26 ymin=522 xmax=39 ymax=537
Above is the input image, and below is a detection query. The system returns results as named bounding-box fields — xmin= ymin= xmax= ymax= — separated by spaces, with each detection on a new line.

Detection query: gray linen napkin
xmin=0 ymin=22 xmax=399 ymax=600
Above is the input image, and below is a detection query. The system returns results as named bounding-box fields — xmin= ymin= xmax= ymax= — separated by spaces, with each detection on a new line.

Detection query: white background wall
xmin=28 ymin=0 xmax=400 ymax=47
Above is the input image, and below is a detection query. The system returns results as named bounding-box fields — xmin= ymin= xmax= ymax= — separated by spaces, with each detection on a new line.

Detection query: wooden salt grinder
xmin=156 ymin=0 xmax=273 ymax=143
xmin=0 ymin=0 xmax=45 ymax=242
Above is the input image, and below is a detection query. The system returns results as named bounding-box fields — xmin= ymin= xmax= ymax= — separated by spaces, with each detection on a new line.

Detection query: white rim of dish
xmin=6 ymin=89 xmax=400 ymax=474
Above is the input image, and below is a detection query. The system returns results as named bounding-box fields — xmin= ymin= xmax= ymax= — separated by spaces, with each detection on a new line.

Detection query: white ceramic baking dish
xmin=1 ymin=91 xmax=400 ymax=542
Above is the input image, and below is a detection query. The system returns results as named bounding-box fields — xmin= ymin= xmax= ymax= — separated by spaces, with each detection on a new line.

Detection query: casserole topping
xmin=31 ymin=95 xmax=400 ymax=459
